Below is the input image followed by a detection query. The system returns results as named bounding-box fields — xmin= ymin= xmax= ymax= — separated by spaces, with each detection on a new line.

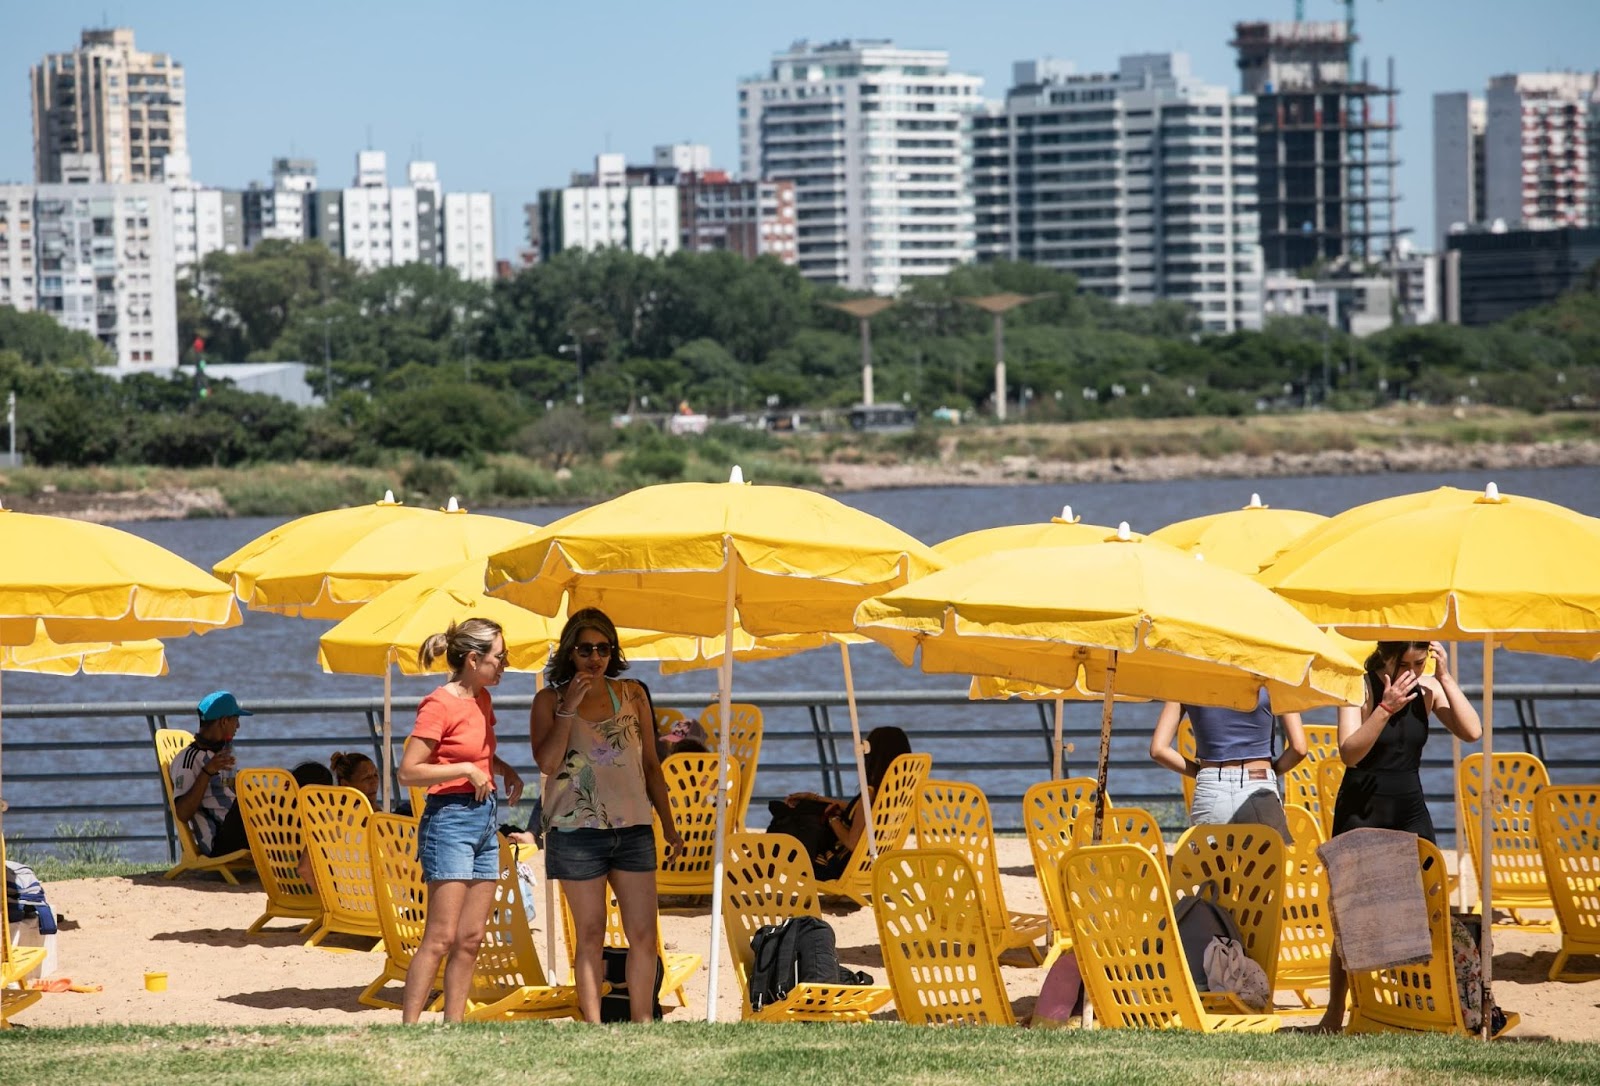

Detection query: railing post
xmin=146 ymin=712 xmax=178 ymax=863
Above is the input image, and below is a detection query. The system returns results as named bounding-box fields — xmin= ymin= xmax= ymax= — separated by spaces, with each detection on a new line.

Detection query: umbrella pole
xmin=381 ymin=656 xmax=393 ymax=814
xmin=1092 ymin=651 xmax=1118 ymax=845
xmin=840 ymin=643 xmax=877 ymax=857
xmin=0 ymin=665 xmax=6 ymax=843
xmin=704 ymin=549 xmax=737 ymax=1024
xmin=1449 ymin=642 xmax=1467 ymax=912
xmin=1479 ymin=635 xmax=1495 ymax=1040
xmin=1053 ymin=697 xmax=1066 ymax=780
xmin=531 ymin=672 xmax=558 ymax=981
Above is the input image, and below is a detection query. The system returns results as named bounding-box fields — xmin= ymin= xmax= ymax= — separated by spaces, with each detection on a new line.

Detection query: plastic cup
xmin=144 ymin=971 xmax=168 ymax=992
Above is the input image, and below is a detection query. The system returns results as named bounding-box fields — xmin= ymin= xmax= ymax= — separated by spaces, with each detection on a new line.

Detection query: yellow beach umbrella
xmin=1257 ymin=481 xmax=1600 ymax=1032
xmin=214 ymin=492 xmax=533 ymax=618
xmin=1149 ymin=493 xmax=1328 ymax=575
xmin=855 ymin=539 xmax=1364 ymax=841
xmin=486 ymin=467 xmax=945 ymax=1021
xmin=3 ymin=623 xmax=167 ymax=677
xmin=934 ymin=505 xmax=1172 ymax=563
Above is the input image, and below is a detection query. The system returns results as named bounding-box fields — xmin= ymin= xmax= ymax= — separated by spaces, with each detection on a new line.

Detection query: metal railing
xmin=2 ymin=684 xmax=1597 ymax=861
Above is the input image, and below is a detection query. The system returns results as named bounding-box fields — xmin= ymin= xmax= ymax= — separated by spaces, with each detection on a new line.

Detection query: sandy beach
xmin=13 ymin=837 xmax=1597 ymax=1039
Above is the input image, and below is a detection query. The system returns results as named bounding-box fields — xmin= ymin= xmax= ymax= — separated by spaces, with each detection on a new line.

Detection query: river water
xmin=6 ymin=464 xmax=1598 ymax=854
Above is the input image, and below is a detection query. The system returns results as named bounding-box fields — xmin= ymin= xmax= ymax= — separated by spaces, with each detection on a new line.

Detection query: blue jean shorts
xmin=544 ymin=825 xmax=657 ymax=882
xmin=1190 ymin=766 xmax=1278 ymax=825
xmin=417 ymin=791 xmax=499 ymax=882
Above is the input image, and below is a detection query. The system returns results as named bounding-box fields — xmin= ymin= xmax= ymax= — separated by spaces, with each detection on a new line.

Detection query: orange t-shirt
xmin=410 ymin=687 xmax=497 ymax=795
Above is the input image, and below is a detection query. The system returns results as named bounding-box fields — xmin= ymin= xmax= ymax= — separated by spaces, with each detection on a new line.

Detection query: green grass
xmin=1 ymin=1023 xmax=1595 ymax=1085
xmin=14 ymin=857 xmax=158 ymax=882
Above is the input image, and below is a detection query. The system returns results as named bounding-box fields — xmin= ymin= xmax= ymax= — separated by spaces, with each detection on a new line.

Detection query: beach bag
xmin=598 ymin=946 xmax=664 ymax=1023
xmin=1030 ymin=951 xmax=1086 ymax=1028
xmin=1173 ymin=890 xmax=1246 ymax=992
xmin=1450 ymin=912 xmax=1508 ymax=1034
xmin=747 ymin=916 xmax=867 ymax=1011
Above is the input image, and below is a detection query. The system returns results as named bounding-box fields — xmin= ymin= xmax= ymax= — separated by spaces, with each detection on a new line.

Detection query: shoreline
xmin=5 ymin=437 xmax=1598 ymax=524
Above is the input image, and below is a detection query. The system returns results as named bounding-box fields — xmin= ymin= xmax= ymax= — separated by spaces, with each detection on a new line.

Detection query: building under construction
xmin=1232 ymin=20 xmax=1401 ymax=271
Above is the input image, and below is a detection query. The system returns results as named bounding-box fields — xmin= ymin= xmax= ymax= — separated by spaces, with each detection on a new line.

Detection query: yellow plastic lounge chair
xmin=699 ymin=702 xmax=763 ymax=828
xmin=1 ymin=832 xmax=45 ymax=1029
xmin=1169 ymin=823 xmax=1287 ymax=1012
xmin=1535 ymin=786 xmax=1600 ymax=981
xmin=655 ymin=753 xmax=742 ymax=895
xmin=236 ymin=768 xmax=322 ymax=936
xmin=653 ymin=706 xmax=687 ymax=736
xmin=916 ymin=779 xmax=1047 ymax=965
xmin=299 ymin=785 xmax=384 ymax=951
xmin=1316 ymin=759 xmax=1346 ymax=842
xmin=1459 ymin=751 xmax=1557 ymax=931
xmin=1275 ymin=805 xmax=1335 ymax=1010
xmin=1060 ymin=843 xmax=1281 ymax=1032
xmin=153 ymin=727 xmax=253 ymax=884
xmin=812 ymin=753 xmax=933 ymax=906
xmin=364 ymin=812 xmax=439 ymax=1010
xmin=872 ymin=847 xmax=1015 ymax=1025
xmin=558 ymin=881 xmax=702 ymax=1007
xmin=1020 ymin=778 xmax=1117 ymax=969
xmin=721 ymin=831 xmax=892 ymax=1022
xmin=1345 ymin=836 xmax=1520 ymax=1038
xmin=1282 ymin=724 xmax=1339 ymax=822
xmin=463 ymin=840 xmax=584 ymax=1021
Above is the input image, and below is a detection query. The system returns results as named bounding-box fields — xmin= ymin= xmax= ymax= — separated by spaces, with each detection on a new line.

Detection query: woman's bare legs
xmin=610 ymin=867 xmax=662 ymax=1023
xmin=1316 ymin=956 xmax=1348 ymax=1033
xmin=563 ymin=875 xmax=610 ymax=1022
xmin=402 ymin=878 xmax=495 ymax=1023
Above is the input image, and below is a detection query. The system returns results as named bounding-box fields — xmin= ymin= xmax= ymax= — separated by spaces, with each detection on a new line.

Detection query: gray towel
xmin=1317 ymin=827 xmax=1432 ymax=972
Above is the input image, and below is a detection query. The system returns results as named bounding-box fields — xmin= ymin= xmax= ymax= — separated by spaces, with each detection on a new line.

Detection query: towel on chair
xmin=1317 ymin=827 xmax=1431 ymax=972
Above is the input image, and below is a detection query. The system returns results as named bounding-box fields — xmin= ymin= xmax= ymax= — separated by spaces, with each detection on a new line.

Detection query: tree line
xmin=0 ymin=243 xmax=1596 ymax=469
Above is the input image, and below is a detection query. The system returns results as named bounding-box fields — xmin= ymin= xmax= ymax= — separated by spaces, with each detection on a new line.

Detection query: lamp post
xmin=959 ymin=292 xmax=1050 ymax=421
xmin=559 ymin=340 xmax=586 ymax=406
xmin=322 ymin=318 xmax=334 ymax=402
xmin=826 ymin=298 xmax=896 ymax=406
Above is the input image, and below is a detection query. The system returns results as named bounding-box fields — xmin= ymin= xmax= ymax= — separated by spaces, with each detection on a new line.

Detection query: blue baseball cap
xmin=197 ymin=690 xmax=254 ymax=723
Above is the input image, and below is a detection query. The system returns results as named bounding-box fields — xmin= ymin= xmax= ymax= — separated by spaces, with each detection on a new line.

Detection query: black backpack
xmin=598 ymin=946 xmax=665 ymax=1022
xmin=1172 ymin=892 xmax=1247 ymax=992
xmin=747 ymin=916 xmax=871 ymax=1011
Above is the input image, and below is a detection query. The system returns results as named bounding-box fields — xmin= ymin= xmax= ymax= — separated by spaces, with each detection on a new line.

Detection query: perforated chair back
xmin=1020 ymin=777 xmax=1112 ymax=946
xmin=1275 ymin=804 xmax=1333 ymax=1006
xmin=916 ymin=779 xmax=1046 ymax=962
xmin=699 ymin=702 xmax=763 ymax=825
xmin=558 ymin=878 xmax=701 ymax=1007
xmin=299 ymin=785 xmax=383 ymax=948
xmin=1169 ymin=823 xmax=1287 ymax=991
xmin=813 ymin=753 xmax=933 ymax=905
xmin=1536 ymin=786 xmax=1600 ymax=981
xmin=464 ymin=839 xmax=583 ymax=1020
xmin=653 ymin=706 xmax=687 ymax=735
xmin=1281 ymin=724 xmax=1339 ymax=818
xmin=1177 ymin=714 xmax=1197 ymax=810
xmin=364 ymin=813 xmax=429 ymax=1009
xmin=655 ymin=753 xmax=742 ymax=894
xmin=1316 ymin=759 xmax=1346 ymax=841
xmin=153 ymin=727 xmax=253 ymax=883
xmin=872 ymin=848 xmax=1015 ymax=1025
xmin=406 ymin=785 xmax=428 ymax=819
xmin=237 ymin=767 xmax=321 ymax=934
xmin=1459 ymin=751 xmax=1554 ymax=922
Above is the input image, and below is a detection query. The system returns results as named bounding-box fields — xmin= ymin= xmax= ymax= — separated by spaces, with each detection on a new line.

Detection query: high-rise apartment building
xmin=1485 ymin=73 xmax=1598 ymax=231
xmin=739 ymin=39 xmax=981 ymax=293
xmin=972 ymin=54 xmax=1262 ymax=332
xmin=1433 ymin=92 xmax=1488 ymax=247
xmin=442 ymin=192 xmax=495 ymax=282
xmin=535 ymin=153 xmax=681 ymax=260
xmin=31 ymin=28 xmax=188 ymax=185
xmin=677 ymin=173 xmax=798 ymax=264
xmin=1231 ymin=21 xmax=1399 ymax=271
xmin=242 ymin=157 xmax=316 ymax=248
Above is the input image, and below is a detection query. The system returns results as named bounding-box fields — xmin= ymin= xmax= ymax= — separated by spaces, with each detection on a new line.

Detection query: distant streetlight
xmin=559 ymin=331 xmax=597 ymax=407
xmin=826 ymin=297 xmax=896 ymax=407
xmin=321 ymin=318 xmax=334 ymax=402
xmin=959 ymin=292 xmax=1051 ymax=421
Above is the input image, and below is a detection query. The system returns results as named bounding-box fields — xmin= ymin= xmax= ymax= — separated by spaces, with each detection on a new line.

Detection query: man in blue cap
xmin=170 ymin=691 xmax=254 ymax=857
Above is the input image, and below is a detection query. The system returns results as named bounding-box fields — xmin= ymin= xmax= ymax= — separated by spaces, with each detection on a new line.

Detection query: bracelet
xmin=554 ymin=709 xmax=576 ymax=718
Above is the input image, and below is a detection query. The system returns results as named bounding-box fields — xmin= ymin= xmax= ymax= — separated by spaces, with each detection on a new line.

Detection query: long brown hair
xmin=1364 ymin=640 xmax=1430 ymax=700
xmin=417 ymin=617 xmax=503 ymax=677
xmin=544 ymin=607 xmax=629 ymax=688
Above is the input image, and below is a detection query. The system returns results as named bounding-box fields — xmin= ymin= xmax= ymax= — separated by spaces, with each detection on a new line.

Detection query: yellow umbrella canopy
xmin=0 ymin=505 xmax=240 ymax=645
xmin=3 ymin=622 xmax=167 ymax=677
xmin=1149 ymin=493 xmax=1328 ymax=575
xmin=934 ymin=505 xmax=1172 ymax=564
xmin=215 ymin=493 xmax=533 ymax=619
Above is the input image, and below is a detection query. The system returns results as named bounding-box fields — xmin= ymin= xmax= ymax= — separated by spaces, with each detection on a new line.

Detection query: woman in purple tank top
xmin=1150 ymin=688 xmax=1307 ymax=828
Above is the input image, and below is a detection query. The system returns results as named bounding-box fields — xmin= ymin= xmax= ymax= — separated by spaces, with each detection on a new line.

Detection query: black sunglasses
xmin=574 ymin=642 xmax=613 ymax=659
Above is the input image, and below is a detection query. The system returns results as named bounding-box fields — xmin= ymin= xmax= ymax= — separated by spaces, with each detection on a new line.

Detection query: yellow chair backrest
xmin=1459 ymin=751 xmax=1553 ymax=911
xmin=1316 ymin=759 xmax=1346 ymax=841
xmin=653 ymin=706 xmax=688 ymax=736
xmin=1099 ymin=806 xmax=1166 ymax=856
xmin=1535 ymin=786 xmax=1600 ymax=981
xmin=655 ymin=753 xmax=742 ymax=894
xmin=472 ymin=839 xmax=551 ymax=998
xmin=1169 ymin=823 xmax=1287 ymax=989
xmin=1177 ymin=714 xmax=1197 ymax=810
xmin=299 ymin=785 xmax=381 ymax=943
xmin=1281 ymin=724 xmax=1339 ymax=816
xmin=1061 ymin=842 xmax=1209 ymax=1029
xmin=818 ymin=753 xmax=932 ymax=902
xmin=369 ymin=813 xmax=427 ymax=974
xmin=237 ymin=768 xmax=320 ymax=923
xmin=1020 ymin=777 xmax=1112 ymax=934
xmin=406 ymin=785 xmax=427 ymax=818
xmin=1345 ymin=837 xmax=1467 ymax=1035
xmin=915 ymin=779 xmax=1014 ymax=945
xmin=699 ymin=702 xmax=763 ymax=825
xmin=154 ymin=727 xmax=205 ymax=860
xmin=872 ymin=848 xmax=1015 ymax=1026
xmin=1276 ymin=804 xmax=1333 ymax=995
xmin=721 ymin=831 xmax=821 ymax=1018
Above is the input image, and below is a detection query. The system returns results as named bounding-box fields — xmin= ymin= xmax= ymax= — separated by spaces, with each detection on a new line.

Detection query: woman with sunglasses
xmin=531 ymin=607 xmax=682 ymax=1023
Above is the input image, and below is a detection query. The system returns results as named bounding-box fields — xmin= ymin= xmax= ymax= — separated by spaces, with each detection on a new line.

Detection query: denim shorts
xmin=1189 ymin=766 xmax=1278 ymax=826
xmin=544 ymin=824 xmax=657 ymax=882
xmin=417 ymin=791 xmax=499 ymax=882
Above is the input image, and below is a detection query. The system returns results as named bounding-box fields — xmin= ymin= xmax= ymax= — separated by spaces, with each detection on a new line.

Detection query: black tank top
xmin=1351 ymin=673 xmax=1430 ymax=774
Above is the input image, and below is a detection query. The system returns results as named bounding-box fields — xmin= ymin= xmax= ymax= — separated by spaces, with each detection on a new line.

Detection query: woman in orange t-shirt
xmin=396 ymin=617 xmax=524 ymax=1024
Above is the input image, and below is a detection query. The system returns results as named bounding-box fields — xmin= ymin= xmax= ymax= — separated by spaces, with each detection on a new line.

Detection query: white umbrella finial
xmin=1484 ymin=482 xmax=1501 ymax=502
xmin=1116 ymin=521 xmax=1132 ymax=541
xmin=444 ymin=496 xmax=461 ymax=513
xmin=1194 ymin=552 xmax=1206 ymax=562
xmin=728 ymin=465 xmax=745 ymax=485
xmin=1248 ymin=492 xmax=1266 ymax=509
xmin=381 ymin=489 xmax=397 ymax=505
xmin=1060 ymin=505 xmax=1077 ymax=524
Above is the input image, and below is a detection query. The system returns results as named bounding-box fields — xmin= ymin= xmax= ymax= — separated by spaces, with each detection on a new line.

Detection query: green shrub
xmin=402 ymin=458 xmax=460 ymax=502
xmin=621 ymin=447 xmax=687 ymax=482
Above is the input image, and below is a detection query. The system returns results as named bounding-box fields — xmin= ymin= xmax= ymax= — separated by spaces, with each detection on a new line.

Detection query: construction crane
xmin=1294 ymin=0 xmax=1357 ymax=69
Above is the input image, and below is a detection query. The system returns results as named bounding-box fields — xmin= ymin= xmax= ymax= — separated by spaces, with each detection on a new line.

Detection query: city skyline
xmin=7 ymin=1 xmax=1597 ymax=265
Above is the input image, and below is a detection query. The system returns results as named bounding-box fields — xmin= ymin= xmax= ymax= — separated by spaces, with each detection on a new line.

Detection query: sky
xmin=6 ymin=1 xmax=1598 ymax=262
